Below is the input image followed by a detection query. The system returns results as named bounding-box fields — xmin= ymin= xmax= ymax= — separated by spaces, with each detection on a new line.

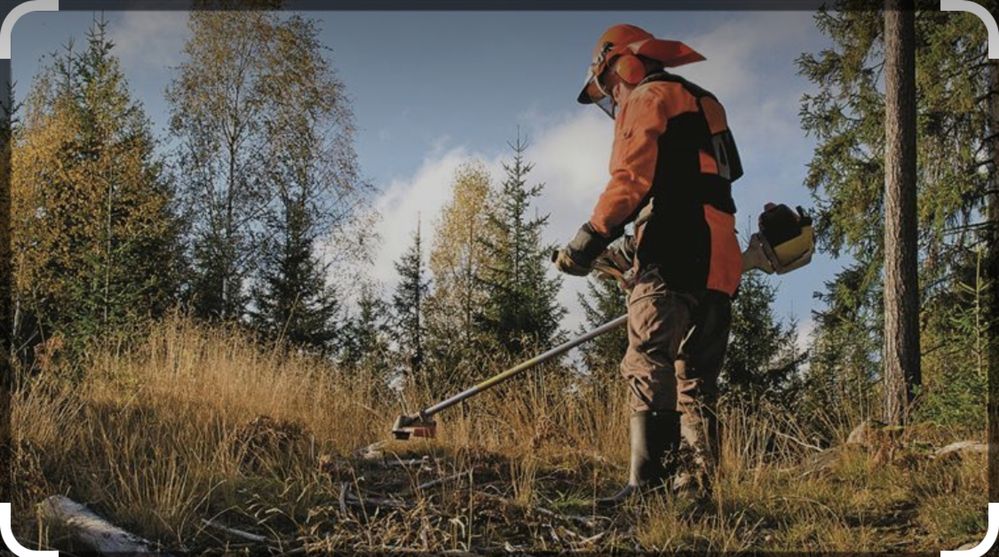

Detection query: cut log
xmin=38 ymin=495 xmax=167 ymax=555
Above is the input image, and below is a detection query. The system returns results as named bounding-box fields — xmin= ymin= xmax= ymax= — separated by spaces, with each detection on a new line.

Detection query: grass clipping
xmin=11 ymin=316 xmax=989 ymax=554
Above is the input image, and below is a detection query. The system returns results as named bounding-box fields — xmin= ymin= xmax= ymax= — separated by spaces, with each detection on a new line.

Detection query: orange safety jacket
xmin=589 ymin=72 xmax=743 ymax=297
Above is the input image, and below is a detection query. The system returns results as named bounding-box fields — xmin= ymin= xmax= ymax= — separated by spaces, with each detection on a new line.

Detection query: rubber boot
xmin=597 ymin=410 xmax=680 ymax=508
xmin=673 ymin=400 xmax=720 ymax=499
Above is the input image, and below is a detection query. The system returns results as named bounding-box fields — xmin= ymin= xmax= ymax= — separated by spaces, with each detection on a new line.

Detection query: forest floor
xmin=11 ymin=318 xmax=989 ymax=554
xmin=181 ymin=431 xmax=989 ymax=554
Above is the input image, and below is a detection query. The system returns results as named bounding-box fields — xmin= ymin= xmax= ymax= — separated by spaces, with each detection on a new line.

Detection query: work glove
xmin=553 ymin=222 xmax=613 ymax=276
xmin=552 ymin=249 xmax=591 ymax=276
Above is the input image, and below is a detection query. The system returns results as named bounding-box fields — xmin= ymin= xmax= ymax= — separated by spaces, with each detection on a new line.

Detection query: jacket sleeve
xmin=588 ymin=87 xmax=671 ymax=238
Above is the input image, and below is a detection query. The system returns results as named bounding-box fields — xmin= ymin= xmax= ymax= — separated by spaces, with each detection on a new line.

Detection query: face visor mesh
xmin=579 ymin=67 xmax=617 ymax=120
xmin=594 ymin=91 xmax=617 ymax=119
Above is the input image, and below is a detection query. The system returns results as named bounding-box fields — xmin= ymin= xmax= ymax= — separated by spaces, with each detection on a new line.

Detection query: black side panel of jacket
xmin=634 ymin=72 xmax=739 ymax=293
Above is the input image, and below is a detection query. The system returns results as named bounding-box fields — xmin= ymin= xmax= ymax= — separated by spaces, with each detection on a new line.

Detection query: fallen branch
xmin=771 ymin=429 xmax=824 ymax=452
xmin=340 ymin=482 xmax=410 ymax=510
xmin=200 ymin=519 xmax=268 ymax=543
xmin=338 ymin=482 xmax=349 ymax=515
xmin=344 ymin=492 xmax=410 ymax=509
xmin=354 ymin=441 xmax=385 ymax=461
xmin=529 ymin=502 xmax=600 ymax=529
xmin=934 ymin=440 xmax=988 ymax=458
xmin=477 ymin=492 xmax=602 ymax=529
xmin=39 ymin=495 xmax=168 ymax=555
xmin=384 ymin=457 xmax=433 ymax=469
xmin=414 ymin=471 xmax=470 ymax=492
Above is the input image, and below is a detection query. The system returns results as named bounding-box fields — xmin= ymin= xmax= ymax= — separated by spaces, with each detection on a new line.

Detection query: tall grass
xmin=10 ymin=316 xmax=988 ymax=553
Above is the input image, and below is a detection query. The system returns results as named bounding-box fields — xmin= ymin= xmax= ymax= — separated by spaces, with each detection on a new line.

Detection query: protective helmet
xmin=577 ymin=24 xmax=705 ymax=118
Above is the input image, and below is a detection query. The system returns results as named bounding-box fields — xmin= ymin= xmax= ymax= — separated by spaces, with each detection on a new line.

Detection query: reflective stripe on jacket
xmin=588 ymin=71 xmax=743 ymax=297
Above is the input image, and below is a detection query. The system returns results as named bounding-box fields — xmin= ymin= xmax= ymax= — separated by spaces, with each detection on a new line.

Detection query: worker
xmin=555 ymin=23 xmax=743 ymax=505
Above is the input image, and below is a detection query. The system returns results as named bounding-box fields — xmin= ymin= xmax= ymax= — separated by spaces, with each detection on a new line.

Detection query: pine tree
xmin=798 ymin=4 xmax=993 ymax=274
xmin=881 ymin=0 xmax=920 ymax=425
xmin=478 ymin=133 xmax=565 ymax=355
xmin=393 ymin=221 xmax=430 ymax=380
xmin=12 ymin=16 xmax=181 ymax=352
xmin=798 ymin=2 xmax=994 ymax=427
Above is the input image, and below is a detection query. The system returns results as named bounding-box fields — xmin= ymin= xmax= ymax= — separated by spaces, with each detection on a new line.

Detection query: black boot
xmin=597 ymin=410 xmax=680 ymax=508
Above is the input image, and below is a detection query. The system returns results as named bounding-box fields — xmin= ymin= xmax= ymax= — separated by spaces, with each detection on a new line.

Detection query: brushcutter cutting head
xmin=391 ymin=413 xmax=437 ymax=440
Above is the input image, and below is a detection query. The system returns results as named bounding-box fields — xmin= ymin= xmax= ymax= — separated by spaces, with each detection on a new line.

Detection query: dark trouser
xmin=620 ymin=266 xmax=733 ymax=476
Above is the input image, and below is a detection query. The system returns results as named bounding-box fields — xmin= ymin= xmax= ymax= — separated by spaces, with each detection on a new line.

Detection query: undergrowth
xmin=10 ymin=317 xmax=988 ymax=554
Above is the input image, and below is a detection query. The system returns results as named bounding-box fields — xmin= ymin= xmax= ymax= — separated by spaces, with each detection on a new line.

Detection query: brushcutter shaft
xmin=420 ymin=314 xmax=628 ymax=418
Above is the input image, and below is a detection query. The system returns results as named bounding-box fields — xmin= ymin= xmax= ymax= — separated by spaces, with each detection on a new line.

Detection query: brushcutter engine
xmin=742 ymin=203 xmax=814 ymax=275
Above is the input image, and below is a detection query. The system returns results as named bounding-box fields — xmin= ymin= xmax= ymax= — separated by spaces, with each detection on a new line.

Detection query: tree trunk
xmin=882 ymin=0 xmax=921 ymax=426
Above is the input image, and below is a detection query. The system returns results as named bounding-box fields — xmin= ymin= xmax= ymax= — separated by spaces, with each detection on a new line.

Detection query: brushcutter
xmin=391 ymin=203 xmax=814 ymax=440
xmin=391 ymin=314 xmax=627 ymax=439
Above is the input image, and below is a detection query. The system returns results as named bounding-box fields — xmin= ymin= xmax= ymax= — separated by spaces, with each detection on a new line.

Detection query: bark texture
xmin=882 ymin=0 xmax=921 ymax=426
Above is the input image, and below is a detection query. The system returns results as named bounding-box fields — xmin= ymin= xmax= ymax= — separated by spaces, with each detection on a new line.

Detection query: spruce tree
xmin=800 ymin=262 xmax=883 ymax=432
xmin=251 ymin=201 xmax=341 ymax=353
xmin=478 ymin=133 xmax=565 ymax=355
xmin=12 ymin=16 xmax=181 ymax=351
xmin=393 ymin=221 xmax=430 ymax=379
xmin=577 ymin=276 xmax=627 ymax=383
xmin=339 ymin=282 xmax=391 ymax=369
xmin=722 ymin=272 xmax=806 ymax=405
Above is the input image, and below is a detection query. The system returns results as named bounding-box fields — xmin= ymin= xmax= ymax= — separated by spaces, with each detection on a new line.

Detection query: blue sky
xmin=12 ymin=10 xmax=839 ymax=339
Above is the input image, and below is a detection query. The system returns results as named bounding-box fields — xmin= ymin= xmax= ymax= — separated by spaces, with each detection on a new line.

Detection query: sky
xmin=12 ymin=9 xmax=840 ymax=343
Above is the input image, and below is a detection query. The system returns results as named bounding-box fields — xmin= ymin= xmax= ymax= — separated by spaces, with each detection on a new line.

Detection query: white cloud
xmin=109 ymin=11 xmax=188 ymax=70
xmin=521 ymin=109 xmax=614 ymax=330
xmin=368 ymin=146 xmax=492 ymax=286
xmin=677 ymin=12 xmax=815 ymax=101
xmin=796 ymin=317 xmax=816 ymax=355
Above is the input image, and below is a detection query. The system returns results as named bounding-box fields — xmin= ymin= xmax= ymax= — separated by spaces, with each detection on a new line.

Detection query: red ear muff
xmin=613 ymin=54 xmax=646 ymax=85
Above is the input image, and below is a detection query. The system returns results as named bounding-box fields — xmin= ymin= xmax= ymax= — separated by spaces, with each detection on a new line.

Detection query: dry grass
xmin=10 ymin=316 xmax=988 ymax=554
